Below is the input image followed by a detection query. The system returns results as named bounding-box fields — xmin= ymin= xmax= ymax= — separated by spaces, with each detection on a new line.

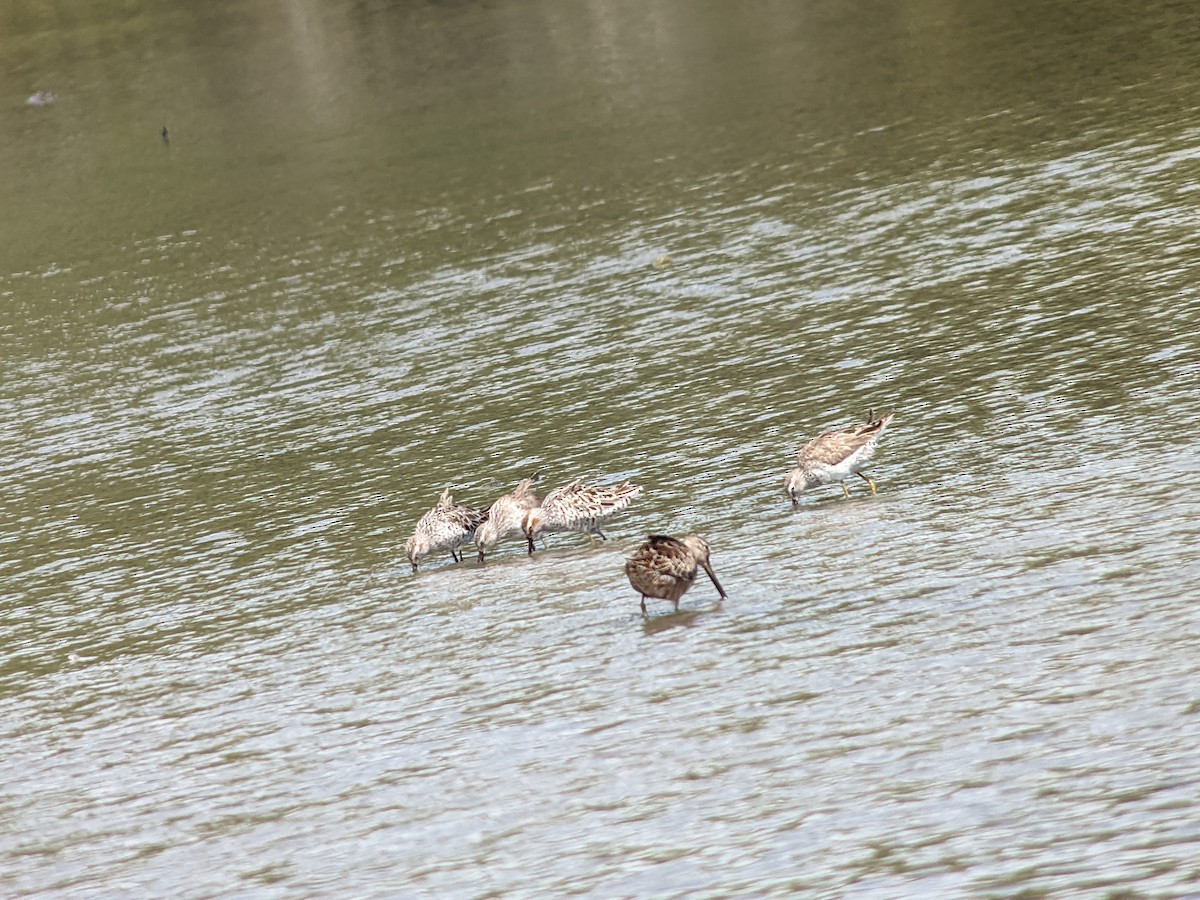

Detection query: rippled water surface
xmin=4 ymin=0 xmax=1200 ymax=895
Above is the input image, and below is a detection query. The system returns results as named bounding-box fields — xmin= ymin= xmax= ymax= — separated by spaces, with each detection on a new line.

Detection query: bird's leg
xmin=451 ymin=548 xmax=462 ymax=562
xmin=640 ymin=596 xmax=648 ymax=616
xmin=477 ymin=549 xmax=486 ymax=563
xmin=840 ymin=482 xmax=851 ymax=499
xmin=595 ymin=528 xmax=607 ymax=541
xmin=858 ymin=471 xmax=878 ymax=494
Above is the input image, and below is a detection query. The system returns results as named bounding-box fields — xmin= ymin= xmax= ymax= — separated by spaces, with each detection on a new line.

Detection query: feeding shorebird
xmin=625 ymin=534 xmax=727 ymax=616
xmin=405 ymin=488 xmax=488 ymax=572
xmin=785 ymin=410 xmax=895 ymax=504
xmin=475 ymin=474 xmax=541 ymax=562
xmin=522 ymin=479 xmax=642 ymax=552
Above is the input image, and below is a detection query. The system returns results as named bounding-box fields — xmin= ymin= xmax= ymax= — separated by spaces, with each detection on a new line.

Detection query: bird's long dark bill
xmin=702 ymin=561 xmax=727 ymax=599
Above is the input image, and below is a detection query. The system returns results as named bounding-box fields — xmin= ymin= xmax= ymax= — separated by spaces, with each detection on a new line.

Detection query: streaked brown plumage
xmin=625 ymin=534 xmax=727 ymax=615
xmin=785 ymin=411 xmax=895 ymax=504
xmin=475 ymin=474 xmax=541 ymax=562
xmin=522 ymin=479 xmax=642 ymax=552
xmin=405 ymin=488 xmax=488 ymax=572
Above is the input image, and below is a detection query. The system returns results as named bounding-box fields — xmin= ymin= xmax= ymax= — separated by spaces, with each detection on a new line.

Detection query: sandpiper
xmin=522 ymin=479 xmax=642 ymax=552
xmin=785 ymin=411 xmax=895 ymax=504
xmin=475 ymin=474 xmax=541 ymax=562
xmin=625 ymin=534 xmax=727 ymax=615
xmin=405 ymin=488 xmax=488 ymax=572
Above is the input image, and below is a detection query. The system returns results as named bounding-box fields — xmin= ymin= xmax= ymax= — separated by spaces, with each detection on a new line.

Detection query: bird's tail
xmin=512 ymin=472 xmax=541 ymax=501
xmin=604 ymin=481 xmax=643 ymax=513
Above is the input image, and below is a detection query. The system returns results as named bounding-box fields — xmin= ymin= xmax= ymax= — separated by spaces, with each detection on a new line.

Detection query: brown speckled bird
xmin=625 ymin=534 xmax=727 ymax=616
xmin=785 ymin=411 xmax=895 ymax=504
xmin=405 ymin=488 xmax=488 ymax=572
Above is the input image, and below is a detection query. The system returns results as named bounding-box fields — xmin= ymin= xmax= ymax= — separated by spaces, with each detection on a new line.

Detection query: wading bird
xmin=475 ymin=474 xmax=541 ymax=562
xmin=405 ymin=488 xmax=488 ymax=572
xmin=625 ymin=534 xmax=727 ymax=615
xmin=785 ymin=411 xmax=895 ymax=504
xmin=522 ymin=479 xmax=642 ymax=552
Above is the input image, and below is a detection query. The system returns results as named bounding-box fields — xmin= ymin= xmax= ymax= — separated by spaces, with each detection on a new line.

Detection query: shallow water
xmin=3 ymin=0 xmax=1200 ymax=895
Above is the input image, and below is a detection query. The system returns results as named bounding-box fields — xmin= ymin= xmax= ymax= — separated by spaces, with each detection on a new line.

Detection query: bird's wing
xmin=641 ymin=535 xmax=695 ymax=578
xmin=800 ymin=421 xmax=881 ymax=465
xmin=445 ymin=504 xmax=488 ymax=532
xmin=588 ymin=482 xmax=642 ymax=516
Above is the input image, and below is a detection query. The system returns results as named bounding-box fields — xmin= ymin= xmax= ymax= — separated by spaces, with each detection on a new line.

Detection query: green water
xmin=3 ymin=0 xmax=1200 ymax=894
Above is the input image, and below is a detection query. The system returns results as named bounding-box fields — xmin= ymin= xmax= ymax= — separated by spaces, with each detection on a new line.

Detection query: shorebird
xmin=785 ymin=411 xmax=895 ymax=504
xmin=522 ymin=479 xmax=642 ymax=552
xmin=405 ymin=488 xmax=488 ymax=572
xmin=475 ymin=474 xmax=541 ymax=562
xmin=625 ymin=534 xmax=727 ymax=615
